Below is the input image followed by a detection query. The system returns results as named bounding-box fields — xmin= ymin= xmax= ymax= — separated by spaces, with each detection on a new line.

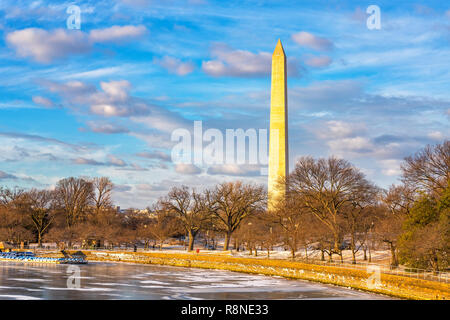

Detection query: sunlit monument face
xmin=268 ymin=39 xmax=289 ymax=210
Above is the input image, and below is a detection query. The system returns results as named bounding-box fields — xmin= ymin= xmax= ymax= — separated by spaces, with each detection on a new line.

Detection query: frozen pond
xmin=0 ymin=261 xmax=390 ymax=300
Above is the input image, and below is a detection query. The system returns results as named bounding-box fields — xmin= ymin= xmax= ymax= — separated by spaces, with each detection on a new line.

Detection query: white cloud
xmin=202 ymin=60 xmax=227 ymax=76
xmin=42 ymin=80 xmax=97 ymax=104
xmin=202 ymin=43 xmax=299 ymax=77
xmin=351 ymin=6 xmax=367 ymax=23
xmin=315 ymin=120 xmax=366 ymax=139
xmin=108 ymin=155 xmax=127 ymax=167
xmin=122 ymin=163 xmax=149 ymax=171
xmin=202 ymin=43 xmax=271 ymax=77
xmin=119 ymin=0 xmax=152 ymax=6
xmin=0 ymin=132 xmax=131 ymax=175
xmin=136 ymin=183 xmax=156 ymax=191
xmin=114 ymin=184 xmax=132 ymax=192
xmin=156 ymin=56 xmax=195 ymax=76
xmin=188 ymin=0 xmax=207 ymax=4
xmin=72 ymin=155 xmax=127 ymax=167
xmin=73 ymin=157 xmax=103 ymax=166
xmin=0 ymin=131 xmax=86 ymax=152
xmin=292 ymin=31 xmax=333 ymax=51
xmin=85 ymin=121 xmax=129 ymax=134
xmin=378 ymin=159 xmax=402 ymax=176
xmin=32 ymin=96 xmax=54 ymax=108
xmin=99 ymin=80 xmax=131 ymax=101
xmin=42 ymin=80 xmax=189 ymax=141
xmin=43 ymin=79 xmax=148 ymax=117
xmin=427 ymin=131 xmax=444 ymax=141
xmin=6 ymin=26 xmax=147 ymax=63
xmin=6 ymin=28 xmax=90 ymax=63
xmin=136 ymin=151 xmax=171 ymax=161
xmin=130 ymin=132 xmax=176 ymax=149
xmin=304 ymin=55 xmax=332 ymax=67
xmin=311 ymin=120 xmax=404 ymax=161
xmin=0 ymin=170 xmax=17 ymax=180
xmin=174 ymin=163 xmax=202 ymax=175
xmin=62 ymin=66 xmax=126 ymax=80
xmin=130 ymin=112 xmax=188 ymax=133
xmin=289 ymin=80 xmax=362 ymax=110
xmin=207 ymin=164 xmax=260 ymax=176
xmin=89 ymin=25 xmax=147 ymax=43
xmin=327 ymin=136 xmax=374 ymax=155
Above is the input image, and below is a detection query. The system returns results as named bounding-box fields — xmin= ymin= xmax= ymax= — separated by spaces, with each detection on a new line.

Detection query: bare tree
xmin=148 ymin=208 xmax=181 ymax=250
xmin=159 ymin=186 xmax=211 ymax=251
xmin=235 ymin=220 xmax=256 ymax=255
xmin=137 ymin=223 xmax=155 ymax=250
xmin=341 ymin=182 xmax=380 ymax=264
xmin=202 ymin=218 xmax=221 ymax=250
xmin=289 ymin=156 xmax=374 ymax=260
xmin=55 ymin=177 xmax=94 ymax=227
xmin=269 ymin=194 xmax=309 ymax=259
xmin=0 ymin=204 xmax=33 ymax=244
xmin=400 ymin=218 xmax=447 ymax=272
xmin=359 ymin=204 xmax=382 ymax=262
xmin=401 ymin=140 xmax=449 ymax=195
xmin=0 ymin=187 xmax=34 ymax=245
xmin=22 ymin=189 xmax=56 ymax=246
xmin=0 ymin=186 xmax=25 ymax=207
xmin=235 ymin=215 xmax=272 ymax=257
xmin=91 ymin=177 xmax=114 ymax=215
xmin=207 ymin=181 xmax=266 ymax=251
xmin=376 ymin=185 xmax=414 ymax=266
xmin=259 ymin=223 xmax=280 ymax=258
xmin=86 ymin=206 xmax=123 ymax=247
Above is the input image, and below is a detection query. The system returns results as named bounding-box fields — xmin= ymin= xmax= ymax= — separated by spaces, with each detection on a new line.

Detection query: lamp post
xmin=248 ymin=222 xmax=252 ymax=255
xmin=144 ymin=224 xmax=147 ymax=250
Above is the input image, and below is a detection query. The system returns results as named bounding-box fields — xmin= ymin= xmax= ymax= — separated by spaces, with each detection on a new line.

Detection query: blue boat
xmin=0 ymin=251 xmax=87 ymax=264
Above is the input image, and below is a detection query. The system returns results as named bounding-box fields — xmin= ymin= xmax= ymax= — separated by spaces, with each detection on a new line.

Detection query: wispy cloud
xmin=0 ymin=131 xmax=88 ymax=151
xmin=207 ymin=164 xmax=261 ymax=176
xmin=0 ymin=170 xmax=17 ymax=180
xmin=6 ymin=25 xmax=148 ymax=63
xmin=304 ymin=55 xmax=332 ymax=67
xmin=89 ymin=25 xmax=147 ymax=43
xmin=83 ymin=121 xmax=130 ymax=134
xmin=202 ymin=43 xmax=300 ymax=77
xmin=292 ymin=31 xmax=333 ymax=51
xmin=155 ymin=56 xmax=195 ymax=76
xmin=32 ymin=95 xmax=54 ymax=108
xmin=6 ymin=28 xmax=90 ymax=63
xmin=72 ymin=155 xmax=127 ymax=167
xmin=136 ymin=151 xmax=171 ymax=161
xmin=174 ymin=163 xmax=202 ymax=175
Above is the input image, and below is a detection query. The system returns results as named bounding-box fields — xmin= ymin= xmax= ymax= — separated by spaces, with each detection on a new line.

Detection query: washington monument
xmin=268 ymin=39 xmax=288 ymax=209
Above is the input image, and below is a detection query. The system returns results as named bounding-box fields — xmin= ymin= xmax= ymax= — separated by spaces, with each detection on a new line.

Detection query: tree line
xmin=0 ymin=141 xmax=448 ymax=271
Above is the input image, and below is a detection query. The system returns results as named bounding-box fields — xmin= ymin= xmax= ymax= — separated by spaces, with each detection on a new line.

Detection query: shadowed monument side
xmin=268 ymin=39 xmax=288 ymax=210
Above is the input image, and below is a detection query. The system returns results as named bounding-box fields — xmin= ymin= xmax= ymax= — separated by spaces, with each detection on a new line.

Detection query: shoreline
xmin=67 ymin=250 xmax=449 ymax=300
xmin=85 ymin=259 xmax=395 ymax=299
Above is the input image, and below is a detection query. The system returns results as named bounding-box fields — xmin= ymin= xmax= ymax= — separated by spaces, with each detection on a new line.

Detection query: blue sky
xmin=0 ymin=0 xmax=449 ymax=208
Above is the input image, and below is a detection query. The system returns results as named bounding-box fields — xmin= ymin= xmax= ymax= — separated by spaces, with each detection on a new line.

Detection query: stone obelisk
xmin=268 ymin=39 xmax=288 ymax=210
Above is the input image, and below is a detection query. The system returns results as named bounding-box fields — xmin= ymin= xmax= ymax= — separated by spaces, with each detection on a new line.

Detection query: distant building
xmin=134 ymin=208 xmax=150 ymax=215
xmin=119 ymin=207 xmax=155 ymax=217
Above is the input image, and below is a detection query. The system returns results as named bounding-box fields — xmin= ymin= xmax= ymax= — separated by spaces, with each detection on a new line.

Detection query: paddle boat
xmin=0 ymin=251 xmax=87 ymax=264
